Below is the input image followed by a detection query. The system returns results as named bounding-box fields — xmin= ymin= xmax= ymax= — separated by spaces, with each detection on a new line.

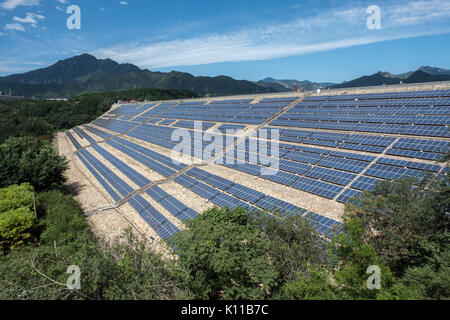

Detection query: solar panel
xmin=293 ymin=177 xmax=343 ymax=199
xmin=159 ymin=195 xmax=188 ymax=216
xmin=190 ymin=182 xmax=220 ymax=200
xmin=351 ymin=176 xmax=380 ymax=191
xmin=174 ymin=174 xmax=198 ymax=188
xmin=337 ymin=189 xmax=362 ymax=203
xmin=255 ymin=196 xmax=306 ymax=217
xmin=226 ymin=184 xmax=265 ymax=204
xmin=210 ymin=193 xmax=249 ymax=209
xmin=146 ymin=185 xmax=169 ymax=203
xmin=177 ymin=208 xmax=199 ymax=221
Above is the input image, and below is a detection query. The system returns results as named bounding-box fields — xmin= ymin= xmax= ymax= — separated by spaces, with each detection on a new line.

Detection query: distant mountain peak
xmin=377 ymin=71 xmax=397 ymax=78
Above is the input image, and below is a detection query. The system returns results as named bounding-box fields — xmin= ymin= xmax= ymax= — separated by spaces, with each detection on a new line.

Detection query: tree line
xmin=0 ymin=88 xmax=196 ymax=143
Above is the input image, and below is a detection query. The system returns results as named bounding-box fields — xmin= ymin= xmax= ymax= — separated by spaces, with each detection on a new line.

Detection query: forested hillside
xmin=0 ymin=88 xmax=196 ymax=143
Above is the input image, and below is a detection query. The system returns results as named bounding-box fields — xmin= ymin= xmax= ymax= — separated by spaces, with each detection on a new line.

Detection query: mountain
xmin=258 ymin=77 xmax=335 ymax=91
xmin=332 ymin=72 xmax=401 ymax=88
xmin=397 ymin=66 xmax=450 ymax=79
xmin=0 ymin=54 xmax=280 ymax=98
xmin=332 ymin=67 xmax=450 ymax=89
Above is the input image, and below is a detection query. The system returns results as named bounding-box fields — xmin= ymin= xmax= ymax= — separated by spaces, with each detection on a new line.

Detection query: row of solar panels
xmin=268 ymin=127 xmax=448 ymax=160
xmin=297 ymin=98 xmax=450 ymax=107
xmin=277 ymin=114 xmax=449 ymax=126
xmin=290 ymin=106 xmax=450 ymax=115
xmin=270 ymin=119 xmax=449 ymax=138
xmin=304 ymin=89 xmax=450 ymax=101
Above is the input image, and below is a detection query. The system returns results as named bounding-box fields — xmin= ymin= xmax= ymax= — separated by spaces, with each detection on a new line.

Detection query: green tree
xmin=0 ymin=137 xmax=68 ymax=191
xmin=168 ymin=207 xmax=324 ymax=300
xmin=345 ymin=176 xmax=449 ymax=277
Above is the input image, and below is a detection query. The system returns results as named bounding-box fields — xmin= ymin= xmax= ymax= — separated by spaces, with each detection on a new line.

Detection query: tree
xmin=0 ymin=184 xmax=36 ymax=252
xmin=168 ymin=207 xmax=279 ymax=299
xmin=168 ymin=207 xmax=324 ymax=300
xmin=345 ymin=176 xmax=449 ymax=277
xmin=0 ymin=137 xmax=68 ymax=191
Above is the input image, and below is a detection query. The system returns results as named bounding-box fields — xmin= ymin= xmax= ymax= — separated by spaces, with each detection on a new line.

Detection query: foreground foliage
xmin=168 ymin=207 xmax=324 ymax=299
xmin=0 ymin=173 xmax=448 ymax=300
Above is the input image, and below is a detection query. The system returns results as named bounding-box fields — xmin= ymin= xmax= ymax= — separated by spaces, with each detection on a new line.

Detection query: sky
xmin=0 ymin=0 xmax=450 ymax=83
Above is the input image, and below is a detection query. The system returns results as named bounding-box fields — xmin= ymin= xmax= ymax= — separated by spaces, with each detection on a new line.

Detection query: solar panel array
xmin=65 ymin=90 xmax=449 ymax=244
xmin=272 ymin=91 xmax=450 ymax=138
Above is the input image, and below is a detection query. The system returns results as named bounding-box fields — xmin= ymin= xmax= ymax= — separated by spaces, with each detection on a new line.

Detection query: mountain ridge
xmin=332 ymin=67 xmax=450 ymax=89
xmin=0 ymin=54 xmax=282 ymax=98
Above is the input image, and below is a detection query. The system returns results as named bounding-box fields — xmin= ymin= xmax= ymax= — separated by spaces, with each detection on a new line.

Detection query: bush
xmin=0 ymin=184 xmax=36 ymax=252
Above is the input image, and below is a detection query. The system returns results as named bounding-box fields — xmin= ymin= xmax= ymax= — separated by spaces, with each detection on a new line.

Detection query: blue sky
xmin=0 ymin=0 xmax=450 ymax=83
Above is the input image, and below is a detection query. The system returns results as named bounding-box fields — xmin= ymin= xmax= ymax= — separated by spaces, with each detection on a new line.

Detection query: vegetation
xmin=0 ymin=88 xmax=196 ymax=143
xmin=0 ymin=184 xmax=36 ymax=252
xmin=0 ymin=173 xmax=448 ymax=300
xmin=0 ymin=137 xmax=68 ymax=191
xmin=168 ymin=207 xmax=324 ymax=299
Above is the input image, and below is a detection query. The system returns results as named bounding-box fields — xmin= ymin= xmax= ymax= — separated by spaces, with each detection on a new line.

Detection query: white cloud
xmin=4 ymin=22 xmax=25 ymax=31
xmin=13 ymin=12 xmax=45 ymax=24
xmin=0 ymin=59 xmax=45 ymax=73
xmin=119 ymin=1 xmax=127 ymax=5
xmin=93 ymin=0 xmax=450 ymax=69
xmin=99 ymin=7 xmax=105 ymax=12
xmin=56 ymin=5 xmax=63 ymax=11
xmin=0 ymin=0 xmax=39 ymax=10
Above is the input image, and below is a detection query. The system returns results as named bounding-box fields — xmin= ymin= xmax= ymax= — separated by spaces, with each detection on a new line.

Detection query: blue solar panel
xmin=255 ymin=196 xmax=306 ymax=216
xmin=306 ymin=167 xmax=357 ymax=186
xmin=190 ymin=182 xmax=220 ymax=200
xmin=303 ymin=211 xmax=343 ymax=237
xmin=66 ymin=131 xmax=82 ymax=150
xmin=226 ymin=184 xmax=265 ymax=204
xmin=78 ymin=149 xmax=134 ymax=197
xmin=177 ymin=208 xmax=199 ymax=221
xmin=159 ymin=195 xmax=187 ymax=216
xmin=186 ymin=167 xmax=211 ymax=180
xmin=204 ymin=174 xmax=235 ymax=191
xmin=92 ymin=144 xmax=151 ymax=188
xmin=146 ymin=185 xmax=169 ymax=203
xmin=76 ymin=153 xmax=121 ymax=202
xmin=210 ymin=192 xmax=249 ymax=209
xmin=351 ymin=176 xmax=380 ymax=191
xmin=261 ymin=170 xmax=299 ymax=186
xmin=174 ymin=174 xmax=198 ymax=188
xmin=337 ymin=189 xmax=362 ymax=204
xmin=293 ymin=177 xmax=343 ymax=199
